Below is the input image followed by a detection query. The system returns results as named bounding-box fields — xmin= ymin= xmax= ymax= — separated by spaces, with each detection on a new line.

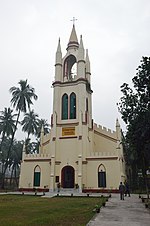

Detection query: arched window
xmin=63 ymin=55 xmax=77 ymax=80
xmin=62 ymin=94 xmax=68 ymax=119
xmin=98 ymin=164 xmax=106 ymax=188
xmin=70 ymin=93 xmax=76 ymax=119
xmin=33 ymin=165 xmax=41 ymax=187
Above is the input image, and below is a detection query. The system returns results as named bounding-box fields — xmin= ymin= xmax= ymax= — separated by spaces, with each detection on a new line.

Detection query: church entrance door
xmin=61 ymin=166 xmax=74 ymax=188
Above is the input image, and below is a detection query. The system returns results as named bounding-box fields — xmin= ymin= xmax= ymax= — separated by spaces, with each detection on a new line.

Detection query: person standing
xmin=119 ymin=182 xmax=125 ymax=200
xmin=125 ymin=180 xmax=130 ymax=197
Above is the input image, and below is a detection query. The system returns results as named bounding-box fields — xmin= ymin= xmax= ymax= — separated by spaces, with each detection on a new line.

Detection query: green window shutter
xmin=62 ymin=94 xmax=68 ymax=119
xmin=70 ymin=93 xmax=76 ymax=119
xmin=34 ymin=172 xmax=40 ymax=187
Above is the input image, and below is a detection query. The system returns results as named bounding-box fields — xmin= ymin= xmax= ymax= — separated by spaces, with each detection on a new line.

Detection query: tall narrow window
xmin=98 ymin=164 xmax=106 ymax=188
xmin=86 ymin=98 xmax=88 ymax=112
xmin=33 ymin=165 xmax=41 ymax=187
xmin=70 ymin=93 xmax=76 ymax=119
xmin=62 ymin=94 xmax=68 ymax=119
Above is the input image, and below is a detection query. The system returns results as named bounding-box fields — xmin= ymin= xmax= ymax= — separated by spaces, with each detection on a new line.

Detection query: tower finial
xmin=70 ymin=17 xmax=77 ymax=25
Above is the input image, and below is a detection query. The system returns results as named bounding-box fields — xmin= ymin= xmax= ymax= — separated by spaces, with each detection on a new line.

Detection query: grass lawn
xmin=0 ymin=194 xmax=105 ymax=226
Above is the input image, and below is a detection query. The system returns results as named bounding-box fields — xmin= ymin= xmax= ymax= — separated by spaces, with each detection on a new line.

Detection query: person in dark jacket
xmin=119 ymin=182 xmax=125 ymax=200
xmin=125 ymin=180 xmax=130 ymax=197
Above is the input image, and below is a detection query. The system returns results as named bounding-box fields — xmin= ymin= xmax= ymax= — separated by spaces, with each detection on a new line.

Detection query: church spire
xmin=67 ymin=25 xmax=79 ymax=50
xmin=77 ymin=35 xmax=85 ymax=78
xmin=55 ymin=38 xmax=62 ymax=81
xmin=39 ymin=125 xmax=44 ymax=154
xmin=85 ymin=49 xmax=91 ymax=81
xmin=55 ymin=38 xmax=62 ymax=64
xmin=78 ymin=35 xmax=84 ymax=60
xmin=116 ymin=118 xmax=121 ymax=141
xmin=57 ymin=38 xmax=61 ymax=53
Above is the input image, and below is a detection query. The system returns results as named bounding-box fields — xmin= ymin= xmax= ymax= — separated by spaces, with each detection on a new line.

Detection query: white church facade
xmin=19 ymin=25 xmax=126 ymax=193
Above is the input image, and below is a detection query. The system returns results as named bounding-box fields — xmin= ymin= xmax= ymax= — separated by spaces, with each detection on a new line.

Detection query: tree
xmin=9 ymin=140 xmax=23 ymax=187
xmin=24 ymin=139 xmax=39 ymax=154
xmin=36 ymin=118 xmax=50 ymax=138
xmin=0 ymin=137 xmax=12 ymax=187
xmin=21 ymin=110 xmax=39 ymax=139
xmin=0 ymin=108 xmax=17 ymax=188
xmin=8 ymin=79 xmax=38 ymax=152
xmin=0 ymin=108 xmax=16 ymax=152
xmin=21 ymin=115 xmax=50 ymax=154
xmin=2 ymin=80 xmax=38 ymax=187
xmin=28 ymin=118 xmax=50 ymax=154
xmin=0 ymin=137 xmax=23 ymax=188
xmin=118 ymin=56 xmax=150 ymax=194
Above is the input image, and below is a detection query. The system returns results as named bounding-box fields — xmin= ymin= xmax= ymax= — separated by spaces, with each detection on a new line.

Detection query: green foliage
xmin=0 ymin=108 xmax=17 ymax=138
xmin=0 ymin=79 xmax=51 ymax=188
xmin=0 ymin=108 xmax=17 ymax=155
xmin=21 ymin=110 xmax=39 ymax=138
xmin=0 ymin=138 xmax=23 ymax=187
xmin=36 ymin=119 xmax=50 ymax=138
xmin=0 ymin=80 xmax=38 ymax=188
xmin=9 ymin=79 xmax=38 ymax=113
xmin=118 ymin=56 xmax=150 ymax=189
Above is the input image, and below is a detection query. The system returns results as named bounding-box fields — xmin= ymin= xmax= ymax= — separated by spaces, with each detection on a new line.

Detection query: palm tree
xmin=0 ymin=108 xmax=16 ymax=188
xmin=9 ymin=140 xmax=23 ymax=187
xmin=28 ymin=118 xmax=50 ymax=154
xmin=24 ymin=139 xmax=39 ymax=154
xmin=2 ymin=80 xmax=38 ymax=183
xmin=10 ymin=79 xmax=38 ymax=129
xmin=0 ymin=108 xmax=16 ymax=153
xmin=36 ymin=119 xmax=50 ymax=138
xmin=0 ymin=137 xmax=11 ymax=188
xmin=21 ymin=110 xmax=39 ymax=139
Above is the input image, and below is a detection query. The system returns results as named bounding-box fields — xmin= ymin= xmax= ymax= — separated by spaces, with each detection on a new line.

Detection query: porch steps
xmin=58 ymin=188 xmax=79 ymax=194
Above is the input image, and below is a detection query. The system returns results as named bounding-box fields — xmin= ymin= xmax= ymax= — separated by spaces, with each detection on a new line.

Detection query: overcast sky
xmin=0 ymin=0 xmax=150 ymax=140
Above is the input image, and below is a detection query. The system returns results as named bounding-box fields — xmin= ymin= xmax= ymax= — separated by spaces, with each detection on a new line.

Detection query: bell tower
xmin=50 ymin=25 xmax=93 ymax=192
xmin=52 ymin=24 xmax=93 ymax=127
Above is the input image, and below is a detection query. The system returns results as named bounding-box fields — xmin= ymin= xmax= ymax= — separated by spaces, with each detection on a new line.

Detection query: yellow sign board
xmin=62 ymin=127 xmax=75 ymax=136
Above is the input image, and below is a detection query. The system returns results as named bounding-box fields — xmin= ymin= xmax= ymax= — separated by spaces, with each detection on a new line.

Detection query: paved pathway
xmin=87 ymin=194 xmax=150 ymax=226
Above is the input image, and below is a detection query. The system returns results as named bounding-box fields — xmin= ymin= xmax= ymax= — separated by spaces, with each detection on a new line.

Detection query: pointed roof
xmin=55 ymin=37 xmax=62 ymax=64
xmin=116 ymin=118 xmax=120 ymax=127
xmin=79 ymin=35 xmax=84 ymax=49
xmin=57 ymin=38 xmax=61 ymax=53
xmin=85 ymin=49 xmax=91 ymax=74
xmin=67 ymin=25 xmax=79 ymax=50
xmin=86 ymin=49 xmax=90 ymax=62
xmin=78 ymin=35 xmax=84 ymax=60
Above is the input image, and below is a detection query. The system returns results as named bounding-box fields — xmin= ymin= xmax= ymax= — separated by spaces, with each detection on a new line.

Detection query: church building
xmin=19 ymin=25 xmax=126 ymax=193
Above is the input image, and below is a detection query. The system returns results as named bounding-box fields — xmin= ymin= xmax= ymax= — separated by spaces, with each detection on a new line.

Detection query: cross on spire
xmin=70 ymin=17 xmax=77 ymax=25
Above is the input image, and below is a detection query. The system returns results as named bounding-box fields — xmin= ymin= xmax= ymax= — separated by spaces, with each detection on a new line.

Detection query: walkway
xmin=87 ymin=194 xmax=150 ymax=226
